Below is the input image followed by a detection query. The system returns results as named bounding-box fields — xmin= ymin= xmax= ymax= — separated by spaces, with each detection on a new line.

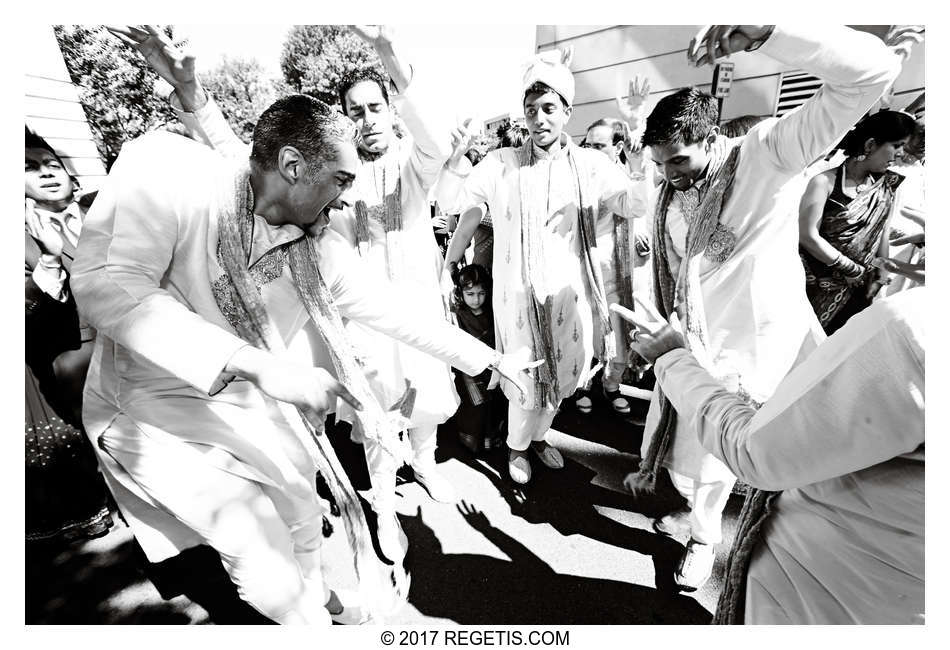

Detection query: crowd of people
xmin=25 ymin=23 xmax=925 ymax=625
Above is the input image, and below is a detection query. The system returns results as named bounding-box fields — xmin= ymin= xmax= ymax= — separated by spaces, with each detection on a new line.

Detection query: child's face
xmin=462 ymin=284 xmax=487 ymax=312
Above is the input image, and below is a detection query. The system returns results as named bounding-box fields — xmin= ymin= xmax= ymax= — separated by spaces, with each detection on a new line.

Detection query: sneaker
xmin=653 ymin=507 xmax=692 ymax=537
xmin=414 ymin=468 xmax=457 ymax=503
xmin=574 ymin=394 xmax=593 ymax=414
xmin=508 ymin=450 xmax=532 ymax=484
xmin=675 ymin=539 xmax=716 ymax=592
xmin=604 ymin=390 xmax=631 ymax=414
xmin=376 ymin=513 xmax=408 ymax=563
xmin=530 ymin=440 xmax=564 ymax=469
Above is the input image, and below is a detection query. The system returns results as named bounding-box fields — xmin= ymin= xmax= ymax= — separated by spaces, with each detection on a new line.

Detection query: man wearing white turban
xmin=436 ymin=49 xmax=649 ymax=484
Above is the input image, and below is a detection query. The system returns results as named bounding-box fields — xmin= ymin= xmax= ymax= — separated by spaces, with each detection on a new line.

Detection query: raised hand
xmin=616 ymin=76 xmax=651 ymax=121
xmin=25 ymin=198 xmax=64 ymax=259
xmin=107 ymin=25 xmax=196 ymax=90
xmin=349 ymin=25 xmax=396 ymax=47
xmin=885 ymin=25 xmax=924 ymax=62
xmin=447 ymin=118 xmax=477 ymax=169
xmin=687 ymin=25 xmax=774 ymax=67
xmin=610 ymin=296 xmax=685 ymax=365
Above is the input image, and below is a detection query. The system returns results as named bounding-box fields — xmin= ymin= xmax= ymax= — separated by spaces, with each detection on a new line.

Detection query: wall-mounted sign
xmin=712 ymin=62 xmax=735 ymax=99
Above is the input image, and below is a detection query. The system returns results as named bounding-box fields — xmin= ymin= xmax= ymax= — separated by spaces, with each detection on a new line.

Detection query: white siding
xmin=537 ymin=26 xmax=925 ymax=141
xmin=25 ymin=25 xmax=107 ymax=191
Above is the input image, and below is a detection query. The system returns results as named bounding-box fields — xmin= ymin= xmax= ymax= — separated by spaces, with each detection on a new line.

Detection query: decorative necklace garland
xmin=353 ymin=155 xmax=405 ymax=282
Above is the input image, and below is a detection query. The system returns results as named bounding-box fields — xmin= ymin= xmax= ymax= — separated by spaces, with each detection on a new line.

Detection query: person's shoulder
xmin=117 ymin=131 xmax=224 ymax=172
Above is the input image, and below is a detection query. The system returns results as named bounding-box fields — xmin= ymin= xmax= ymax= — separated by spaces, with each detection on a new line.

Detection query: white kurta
xmin=437 ymin=138 xmax=647 ymax=409
xmin=329 ymin=76 xmax=458 ymax=428
xmin=643 ymin=25 xmax=901 ymax=483
xmin=656 ymin=288 xmax=925 ymax=624
xmin=175 ymin=76 xmax=458 ymax=429
xmin=71 ymin=132 xmax=495 ymax=561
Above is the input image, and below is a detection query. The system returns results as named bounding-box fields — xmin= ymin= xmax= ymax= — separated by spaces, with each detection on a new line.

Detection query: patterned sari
xmin=801 ymin=165 xmax=904 ymax=333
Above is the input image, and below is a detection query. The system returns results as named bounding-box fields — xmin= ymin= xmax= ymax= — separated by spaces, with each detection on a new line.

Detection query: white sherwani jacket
xmin=644 ymin=25 xmax=901 ymax=482
xmin=71 ymin=132 xmax=494 ymax=561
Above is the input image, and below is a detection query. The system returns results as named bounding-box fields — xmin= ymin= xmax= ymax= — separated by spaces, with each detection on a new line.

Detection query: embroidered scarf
xmin=629 ymin=136 xmax=742 ymax=493
xmin=517 ymin=138 xmax=614 ymax=410
xmin=353 ymin=153 xmax=405 ymax=282
xmin=212 ymin=166 xmax=412 ymax=618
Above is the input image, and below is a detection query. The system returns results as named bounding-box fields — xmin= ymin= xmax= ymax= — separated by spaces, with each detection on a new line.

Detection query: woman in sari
xmin=799 ymin=110 xmax=916 ymax=333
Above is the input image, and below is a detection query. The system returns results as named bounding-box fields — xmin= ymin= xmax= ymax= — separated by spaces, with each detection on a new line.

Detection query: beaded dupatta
xmin=630 ymin=137 xmax=742 ymax=494
xmin=212 ymin=166 xmax=411 ymax=618
xmin=516 ymin=140 xmax=614 ymax=410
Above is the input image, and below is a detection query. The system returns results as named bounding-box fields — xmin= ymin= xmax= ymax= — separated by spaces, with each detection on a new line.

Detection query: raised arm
xmin=752 ymin=25 xmax=903 ymax=171
xmin=108 ymin=24 xmax=248 ymax=157
xmin=351 ymin=25 xmax=453 ymax=195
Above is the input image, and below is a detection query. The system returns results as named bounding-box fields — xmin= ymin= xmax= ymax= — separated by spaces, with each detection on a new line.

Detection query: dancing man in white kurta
xmin=437 ymin=50 xmax=648 ymax=484
xmin=123 ymin=25 xmax=467 ymax=562
xmin=625 ymin=25 xmax=908 ymax=592
xmin=72 ymin=84 xmax=537 ymax=623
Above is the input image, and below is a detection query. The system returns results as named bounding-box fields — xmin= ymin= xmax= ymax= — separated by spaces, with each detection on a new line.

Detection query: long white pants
xmin=506 ymin=403 xmax=557 ymax=452
xmin=668 ymin=468 xmax=735 ymax=545
xmin=100 ymin=423 xmax=331 ymax=625
xmin=363 ymin=424 xmax=439 ymax=513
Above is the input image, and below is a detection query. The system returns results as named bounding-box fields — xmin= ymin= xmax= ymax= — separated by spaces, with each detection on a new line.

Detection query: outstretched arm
xmin=108 ymin=24 xmax=247 ymax=157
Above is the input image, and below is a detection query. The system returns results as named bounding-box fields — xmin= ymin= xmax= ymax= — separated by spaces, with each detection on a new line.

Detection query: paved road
xmin=27 ymin=389 xmax=744 ymax=625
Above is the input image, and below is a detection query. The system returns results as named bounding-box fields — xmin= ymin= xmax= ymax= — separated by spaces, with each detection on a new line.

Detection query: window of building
xmin=773 ymin=70 xmax=823 ymax=117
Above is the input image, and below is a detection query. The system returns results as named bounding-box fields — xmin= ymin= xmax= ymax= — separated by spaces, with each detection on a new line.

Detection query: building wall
xmin=25 ymin=25 xmax=107 ymax=191
xmin=535 ymin=25 xmax=925 ymax=142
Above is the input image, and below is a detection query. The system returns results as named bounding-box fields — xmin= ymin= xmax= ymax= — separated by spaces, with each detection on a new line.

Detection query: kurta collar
xmin=248 ymin=214 xmax=303 ymax=269
xmin=531 ymin=132 xmax=573 ymax=161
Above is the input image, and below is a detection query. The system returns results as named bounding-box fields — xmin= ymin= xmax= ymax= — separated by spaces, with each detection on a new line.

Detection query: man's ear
xmin=706 ymin=126 xmax=720 ymax=146
xmin=564 ymin=104 xmax=573 ymax=121
xmin=277 ymin=145 xmax=304 ymax=185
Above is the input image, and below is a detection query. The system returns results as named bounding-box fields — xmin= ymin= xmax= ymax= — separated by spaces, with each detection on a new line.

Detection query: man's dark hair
xmin=719 ymin=114 xmax=767 ymax=138
xmin=587 ymin=118 xmax=626 ymax=146
xmin=250 ymin=94 xmax=356 ymax=179
xmin=337 ymin=71 xmax=390 ymax=114
xmin=523 ymin=81 xmax=569 ymax=109
xmin=642 ymin=87 xmax=719 ymax=148
xmin=25 ymin=127 xmax=60 ymax=158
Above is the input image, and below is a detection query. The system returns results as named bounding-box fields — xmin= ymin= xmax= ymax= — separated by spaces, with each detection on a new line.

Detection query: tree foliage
xmin=279 ymin=25 xmax=386 ymax=107
xmin=199 ymin=56 xmax=280 ymax=143
xmin=53 ymin=25 xmax=179 ymax=168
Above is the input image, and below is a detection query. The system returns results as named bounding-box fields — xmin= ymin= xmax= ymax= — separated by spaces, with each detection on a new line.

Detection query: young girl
xmin=451 ymin=264 xmax=505 ymax=453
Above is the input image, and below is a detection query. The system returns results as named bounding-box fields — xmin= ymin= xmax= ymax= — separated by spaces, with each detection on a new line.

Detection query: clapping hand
xmin=687 ymin=25 xmax=774 ymax=67
xmin=25 ymin=198 xmax=64 ymax=259
xmin=610 ymin=296 xmax=685 ymax=365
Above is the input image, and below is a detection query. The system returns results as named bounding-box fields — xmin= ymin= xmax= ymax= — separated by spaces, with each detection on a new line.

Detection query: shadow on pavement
xmin=401 ymin=505 xmax=710 ymax=625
